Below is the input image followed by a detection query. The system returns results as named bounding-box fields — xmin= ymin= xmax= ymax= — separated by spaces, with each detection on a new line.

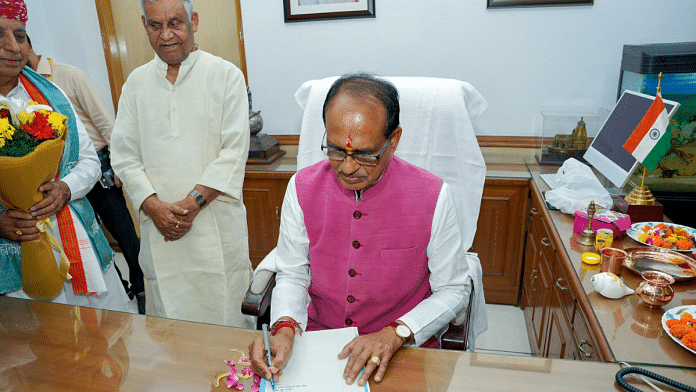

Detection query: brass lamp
xmin=577 ymin=200 xmax=597 ymax=246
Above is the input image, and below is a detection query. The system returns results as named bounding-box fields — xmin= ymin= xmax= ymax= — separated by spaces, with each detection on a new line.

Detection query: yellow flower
xmin=47 ymin=111 xmax=67 ymax=136
xmin=19 ymin=111 xmax=35 ymax=125
xmin=0 ymin=137 xmax=5 ymax=148
xmin=0 ymin=117 xmax=15 ymax=140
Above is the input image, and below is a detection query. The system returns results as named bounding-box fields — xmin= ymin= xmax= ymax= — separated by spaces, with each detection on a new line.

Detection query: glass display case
xmin=537 ymin=110 xmax=606 ymax=165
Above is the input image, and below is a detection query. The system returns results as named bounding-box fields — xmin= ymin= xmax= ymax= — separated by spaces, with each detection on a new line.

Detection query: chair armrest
xmin=241 ymin=270 xmax=276 ymax=317
xmin=440 ymin=277 xmax=475 ymax=351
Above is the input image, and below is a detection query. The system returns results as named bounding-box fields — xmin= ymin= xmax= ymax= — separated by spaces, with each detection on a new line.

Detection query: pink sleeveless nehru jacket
xmin=295 ymin=156 xmax=444 ymax=340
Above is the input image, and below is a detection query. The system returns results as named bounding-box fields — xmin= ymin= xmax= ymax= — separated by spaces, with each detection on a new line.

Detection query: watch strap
xmin=388 ymin=321 xmax=414 ymax=344
xmin=189 ymin=189 xmax=206 ymax=207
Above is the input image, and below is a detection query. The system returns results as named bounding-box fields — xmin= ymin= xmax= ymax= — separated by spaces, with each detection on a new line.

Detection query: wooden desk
xmin=527 ymin=165 xmax=696 ymax=370
xmin=1 ymin=297 xmax=694 ymax=391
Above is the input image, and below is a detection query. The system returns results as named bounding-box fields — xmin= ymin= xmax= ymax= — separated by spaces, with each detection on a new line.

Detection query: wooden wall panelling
xmin=472 ymin=178 xmax=529 ymax=305
xmin=268 ymin=135 xmax=545 ymax=148
xmin=243 ymin=172 xmax=292 ymax=269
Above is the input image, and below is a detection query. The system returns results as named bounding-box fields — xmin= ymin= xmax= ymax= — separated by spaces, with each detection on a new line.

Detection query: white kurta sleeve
xmin=195 ymin=67 xmax=250 ymax=201
xmin=111 ymin=81 xmax=156 ymax=211
xmin=61 ymin=100 xmax=100 ymax=201
xmin=398 ymin=182 xmax=470 ymax=346
xmin=270 ymin=175 xmax=312 ymax=330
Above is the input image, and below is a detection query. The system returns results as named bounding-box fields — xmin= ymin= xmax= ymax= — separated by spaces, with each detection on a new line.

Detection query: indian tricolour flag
xmin=622 ymin=94 xmax=671 ymax=172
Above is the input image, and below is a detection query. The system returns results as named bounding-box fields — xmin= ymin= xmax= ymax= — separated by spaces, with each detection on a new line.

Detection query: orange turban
xmin=0 ymin=0 xmax=28 ymax=23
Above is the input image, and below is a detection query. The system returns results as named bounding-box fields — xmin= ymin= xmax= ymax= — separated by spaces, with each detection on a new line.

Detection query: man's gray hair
xmin=141 ymin=0 xmax=194 ymax=22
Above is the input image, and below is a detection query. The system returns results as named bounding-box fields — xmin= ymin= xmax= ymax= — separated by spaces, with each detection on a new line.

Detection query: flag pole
xmin=640 ymin=72 xmax=663 ymax=190
xmin=657 ymin=72 xmax=663 ymax=95
xmin=641 ymin=167 xmax=646 ymax=188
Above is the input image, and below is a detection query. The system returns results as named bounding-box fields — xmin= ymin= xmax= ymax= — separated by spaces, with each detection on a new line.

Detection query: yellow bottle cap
xmin=582 ymin=252 xmax=600 ymax=264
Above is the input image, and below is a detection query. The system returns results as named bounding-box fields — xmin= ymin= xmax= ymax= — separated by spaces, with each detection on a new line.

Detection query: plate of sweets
xmin=662 ymin=305 xmax=696 ymax=355
xmin=626 ymin=222 xmax=696 ymax=252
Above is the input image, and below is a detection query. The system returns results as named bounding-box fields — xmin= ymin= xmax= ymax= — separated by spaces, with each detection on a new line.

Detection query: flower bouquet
xmin=0 ymin=97 xmax=69 ymax=299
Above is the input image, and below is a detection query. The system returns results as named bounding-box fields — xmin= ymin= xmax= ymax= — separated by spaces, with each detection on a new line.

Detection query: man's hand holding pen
xmin=250 ymin=318 xmax=297 ymax=384
xmin=250 ymin=317 xmax=407 ymax=387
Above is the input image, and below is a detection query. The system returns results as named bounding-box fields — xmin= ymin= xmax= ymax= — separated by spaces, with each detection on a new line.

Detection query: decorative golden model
xmin=577 ymin=200 xmax=597 ymax=246
xmin=548 ymin=117 xmax=588 ymax=154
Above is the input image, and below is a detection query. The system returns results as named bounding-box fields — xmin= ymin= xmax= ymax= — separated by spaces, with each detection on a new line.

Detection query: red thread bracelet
xmin=271 ymin=320 xmax=302 ymax=336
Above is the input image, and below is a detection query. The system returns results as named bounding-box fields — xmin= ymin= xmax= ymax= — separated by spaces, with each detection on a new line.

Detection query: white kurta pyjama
xmin=111 ymin=50 xmax=253 ymax=328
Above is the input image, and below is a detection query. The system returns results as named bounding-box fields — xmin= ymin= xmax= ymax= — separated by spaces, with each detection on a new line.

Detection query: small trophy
xmin=246 ymin=87 xmax=285 ymax=164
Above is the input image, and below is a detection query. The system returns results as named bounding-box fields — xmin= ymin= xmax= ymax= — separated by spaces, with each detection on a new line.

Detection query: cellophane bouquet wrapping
xmin=0 ymin=97 xmax=69 ymax=299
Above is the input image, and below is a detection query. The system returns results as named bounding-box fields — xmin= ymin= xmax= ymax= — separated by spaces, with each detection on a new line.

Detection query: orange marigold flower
xmin=682 ymin=312 xmax=694 ymax=321
xmin=682 ymin=331 xmax=696 ymax=351
xmin=653 ymin=237 xmax=664 ymax=247
xmin=669 ymin=323 xmax=695 ymax=339
xmin=656 ymin=223 xmax=667 ymax=229
xmin=661 ymin=242 xmax=673 ymax=249
xmin=666 ymin=319 xmax=683 ymax=328
xmin=676 ymin=239 xmax=692 ymax=250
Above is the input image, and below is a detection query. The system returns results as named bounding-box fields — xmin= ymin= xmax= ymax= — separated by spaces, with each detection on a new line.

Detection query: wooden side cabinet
xmin=521 ymin=184 xmax=605 ymax=361
xmin=243 ymin=172 xmax=292 ymax=269
xmin=472 ymin=179 xmax=529 ymax=305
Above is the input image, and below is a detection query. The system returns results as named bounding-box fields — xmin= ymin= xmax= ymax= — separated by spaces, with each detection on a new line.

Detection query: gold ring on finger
xmin=175 ymin=220 xmax=180 ymax=229
xmin=369 ymin=356 xmax=381 ymax=366
xmin=15 ymin=229 xmax=22 ymax=236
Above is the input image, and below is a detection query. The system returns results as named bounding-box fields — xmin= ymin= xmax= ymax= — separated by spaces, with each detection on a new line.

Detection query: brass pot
xmin=635 ymin=270 xmax=675 ymax=308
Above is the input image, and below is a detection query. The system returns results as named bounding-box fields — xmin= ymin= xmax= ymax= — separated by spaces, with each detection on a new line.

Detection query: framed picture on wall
xmin=284 ymin=0 xmax=375 ymax=22
xmin=487 ymin=0 xmax=592 ymax=7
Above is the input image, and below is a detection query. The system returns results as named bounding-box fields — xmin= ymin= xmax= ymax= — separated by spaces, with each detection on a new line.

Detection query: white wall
xmin=240 ymin=0 xmax=696 ymax=136
xmin=22 ymin=0 xmax=696 ymax=136
xmin=24 ymin=0 xmax=115 ymax=118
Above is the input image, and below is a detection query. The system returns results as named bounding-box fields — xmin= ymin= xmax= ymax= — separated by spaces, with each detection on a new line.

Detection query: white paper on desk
xmin=261 ymin=327 xmax=370 ymax=392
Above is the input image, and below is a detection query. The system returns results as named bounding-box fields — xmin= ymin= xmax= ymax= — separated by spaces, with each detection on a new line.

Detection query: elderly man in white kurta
xmin=111 ymin=0 xmax=253 ymax=328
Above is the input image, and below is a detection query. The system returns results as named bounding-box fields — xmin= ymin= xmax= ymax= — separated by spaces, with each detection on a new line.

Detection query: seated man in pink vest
xmin=249 ymin=73 xmax=471 ymax=387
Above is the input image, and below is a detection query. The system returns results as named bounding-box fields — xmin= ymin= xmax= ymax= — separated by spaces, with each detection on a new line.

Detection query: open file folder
xmin=261 ymin=327 xmax=370 ymax=392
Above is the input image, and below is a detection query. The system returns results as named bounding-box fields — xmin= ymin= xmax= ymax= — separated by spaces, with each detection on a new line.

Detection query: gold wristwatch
xmin=389 ymin=321 xmax=414 ymax=345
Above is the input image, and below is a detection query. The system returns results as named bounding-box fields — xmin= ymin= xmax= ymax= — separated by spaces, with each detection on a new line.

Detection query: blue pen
xmin=262 ymin=323 xmax=276 ymax=391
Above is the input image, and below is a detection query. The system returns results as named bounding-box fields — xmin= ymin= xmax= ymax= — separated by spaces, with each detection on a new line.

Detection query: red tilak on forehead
xmin=345 ymin=133 xmax=353 ymax=149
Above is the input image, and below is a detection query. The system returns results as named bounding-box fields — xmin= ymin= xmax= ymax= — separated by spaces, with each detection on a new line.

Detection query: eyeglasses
xmin=321 ymin=132 xmax=391 ymax=166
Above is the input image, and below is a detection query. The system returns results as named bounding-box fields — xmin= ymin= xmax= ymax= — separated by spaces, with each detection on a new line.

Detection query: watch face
xmin=396 ymin=325 xmax=411 ymax=338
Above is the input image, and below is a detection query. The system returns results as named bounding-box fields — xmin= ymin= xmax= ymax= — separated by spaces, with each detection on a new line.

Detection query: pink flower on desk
xmin=241 ymin=367 xmax=254 ymax=377
xmin=227 ymin=372 xmax=243 ymax=390
xmin=251 ymin=375 xmax=261 ymax=392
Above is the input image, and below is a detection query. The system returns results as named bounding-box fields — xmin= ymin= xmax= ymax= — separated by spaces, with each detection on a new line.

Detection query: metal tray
xmin=623 ymin=247 xmax=696 ymax=282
